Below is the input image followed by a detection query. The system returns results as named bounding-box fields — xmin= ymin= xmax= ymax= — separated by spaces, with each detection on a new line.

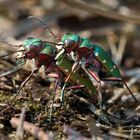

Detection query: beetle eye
xmin=64 ymin=40 xmax=75 ymax=48
xmin=25 ymin=45 xmax=30 ymax=51
xmin=25 ymin=45 xmax=37 ymax=52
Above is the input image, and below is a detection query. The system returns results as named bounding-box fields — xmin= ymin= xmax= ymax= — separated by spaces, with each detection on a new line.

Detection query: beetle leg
xmin=86 ymin=68 xmax=100 ymax=83
xmin=86 ymin=68 xmax=104 ymax=111
xmin=101 ymin=77 xmax=137 ymax=102
xmin=10 ymin=67 xmax=39 ymax=103
xmin=60 ymin=61 xmax=79 ymax=104
xmin=66 ymin=85 xmax=85 ymax=90
xmin=98 ymin=82 xmax=103 ymax=110
xmin=82 ymin=66 xmax=104 ymax=110
xmin=45 ymin=63 xmax=62 ymax=122
xmin=49 ymin=68 xmax=63 ymax=122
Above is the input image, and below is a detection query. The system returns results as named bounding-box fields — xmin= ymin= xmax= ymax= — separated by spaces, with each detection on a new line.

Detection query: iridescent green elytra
xmin=61 ymin=33 xmax=121 ymax=78
xmin=56 ymin=55 xmax=97 ymax=98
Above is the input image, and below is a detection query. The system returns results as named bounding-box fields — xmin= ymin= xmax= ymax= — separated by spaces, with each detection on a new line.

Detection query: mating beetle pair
xmin=1 ymin=37 xmax=98 ymax=102
xmin=0 ymin=17 xmax=137 ymax=108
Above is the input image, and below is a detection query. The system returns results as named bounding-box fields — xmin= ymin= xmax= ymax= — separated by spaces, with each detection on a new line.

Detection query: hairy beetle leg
xmin=60 ymin=61 xmax=79 ymax=104
xmin=101 ymin=77 xmax=138 ymax=102
xmin=49 ymin=71 xmax=63 ymax=122
xmin=10 ymin=68 xmax=39 ymax=104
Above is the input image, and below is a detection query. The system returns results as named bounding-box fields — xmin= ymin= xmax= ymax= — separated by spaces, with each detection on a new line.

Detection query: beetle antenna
xmin=1 ymin=41 xmax=22 ymax=48
xmin=28 ymin=16 xmax=59 ymax=41
xmin=0 ymin=65 xmax=23 ymax=78
xmin=101 ymin=77 xmax=138 ymax=102
xmin=0 ymin=50 xmax=24 ymax=58
xmin=10 ymin=68 xmax=38 ymax=102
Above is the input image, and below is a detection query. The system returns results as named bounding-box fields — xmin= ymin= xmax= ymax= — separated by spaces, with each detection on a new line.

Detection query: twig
xmin=125 ymin=68 xmax=140 ymax=78
xmin=109 ymin=130 xmax=138 ymax=140
xmin=122 ymin=129 xmax=140 ymax=135
xmin=16 ymin=107 xmax=26 ymax=140
xmin=107 ymin=33 xmax=117 ymax=63
xmin=86 ymin=115 xmax=101 ymax=140
xmin=0 ymin=65 xmax=22 ymax=78
xmin=107 ymin=32 xmax=127 ymax=66
xmin=62 ymin=0 xmax=140 ymax=25
xmin=120 ymin=125 xmax=140 ymax=129
xmin=10 ymin=117 xmax=51 ymax=140
xmin=130 ymin=127 xmax=134 ymax=139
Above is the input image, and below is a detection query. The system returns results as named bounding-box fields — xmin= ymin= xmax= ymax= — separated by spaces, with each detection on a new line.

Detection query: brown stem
xmin=10 ymin=117 xmax=51 ymax=140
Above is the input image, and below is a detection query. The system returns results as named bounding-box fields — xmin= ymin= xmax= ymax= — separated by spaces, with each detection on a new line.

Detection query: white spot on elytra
xmin=113 ymin=65 xmax=116 ymax=69
xmin=102 ymin=60 xmax=106 ymax=63
xmin=77 ymin=79 xmax=80 ymax=83
xmin=111 ymin=69 xmax=113 ymax=72
xmin=64 ymin=69 xmax=69 ymax=72
xmin=95 ymin=52 xmax=99 ymax=56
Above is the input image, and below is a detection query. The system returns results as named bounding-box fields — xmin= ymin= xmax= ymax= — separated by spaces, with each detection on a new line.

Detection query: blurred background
xmin=0 ymin=0 xmax=140 ymax=139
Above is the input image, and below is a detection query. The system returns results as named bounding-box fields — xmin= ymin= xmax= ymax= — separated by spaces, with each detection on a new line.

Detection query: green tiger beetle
xmin=0 ymin=17 xmax=137 ymax=123
xmin=21 ymin=37 xmax=98 ymax=100
xmin=27 ymin=16 xmax=137 ymax=106
xmin=0 ymin=37 xmax=100 ymax=121
xmin=55 ymin=33 xmax=137 ymax=104
xmin=0 ymin=38 xmax=97 ymax=100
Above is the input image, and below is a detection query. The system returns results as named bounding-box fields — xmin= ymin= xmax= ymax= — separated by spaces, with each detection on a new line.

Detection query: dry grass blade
xmin=107 ymin=33 xmax=127 ymax=66
xmin=16 ymin=107 xmax=26 ymax=140
xmin=0 ymin=65 xmax=22 ymax=78
xmin=109 ymin=130 xmax=138 ymax=140
xmin=107 ymin=33 xmax=117 ymax=63
xmin=117 ymin=34 xmax=127 ymax=66
xmin=62 ymin=0 xmax=140 ymax=25
xmin=10 ymin=117 xmax=51 ymax=140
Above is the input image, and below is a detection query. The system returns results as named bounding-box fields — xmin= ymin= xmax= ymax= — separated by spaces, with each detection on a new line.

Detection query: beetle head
xmin=61 ymin=33 xmax=80 ymax=53
xmin=63 ymin=39 xmax=76 ymax=53
xmin=23 ymin=37 xmax=43 ymax=59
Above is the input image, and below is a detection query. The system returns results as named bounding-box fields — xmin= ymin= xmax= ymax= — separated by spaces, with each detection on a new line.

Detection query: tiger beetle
xmin=27 ymin=16 xmax=137 ymax=108
xmin=0 ymin=16 xmax=137 ymax=122
xmin=0 ymin=37 xmax=99 ymax=121
xmin=0 ymin=38 xmax=98 ymax=100
xmin=55 ymin=33 xmax=137 ymax=104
